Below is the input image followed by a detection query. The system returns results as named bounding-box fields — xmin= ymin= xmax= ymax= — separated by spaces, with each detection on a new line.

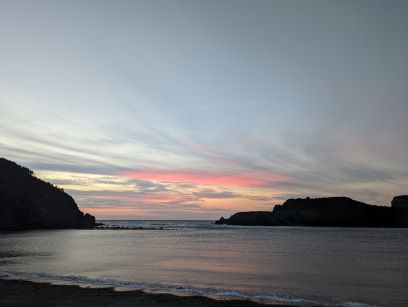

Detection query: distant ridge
xmin=0 ymin=158 xmax=95 ymax=230
xmin=216 ymin=196 xmax=408 ymax=227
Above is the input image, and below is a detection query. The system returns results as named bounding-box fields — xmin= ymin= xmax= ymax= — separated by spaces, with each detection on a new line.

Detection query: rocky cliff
xmin=0 ymin=158 xmax=95 ymax=230
xmin=216 ymin=196 xmax=408 ymax=227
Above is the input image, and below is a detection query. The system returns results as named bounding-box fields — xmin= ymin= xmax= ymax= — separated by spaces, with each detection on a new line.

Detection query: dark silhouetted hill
xmin=0 ymin=158 xmax=95 ymax=230
xmin=216 ymin=196 xmax=408 ymax=227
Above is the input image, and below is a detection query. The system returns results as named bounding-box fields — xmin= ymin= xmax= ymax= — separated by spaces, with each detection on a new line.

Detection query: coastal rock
xmin=214 ymin=216 xmax=226 ymax=224
xmin=216 ymin=196 xmax=408 ymax=227
xmin=391 ymin=195 xmax=408 ymax=210
xmin=391 ymin=195 xmax=408 ymax=225
xmin=217 ymin=211 xmax=281 ymax=226
xmin=0 ymin=158 xmax=96 ymax=230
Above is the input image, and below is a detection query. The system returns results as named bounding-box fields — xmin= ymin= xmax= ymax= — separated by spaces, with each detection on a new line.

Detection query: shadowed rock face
xmin=391 ymin=195 xmax=408 ymax=226
xmin=0 ymin=158 xmax=95 ymax=230
xmin=216 ymin=196 xmax=408 ymax=227
xmin=392 ymin=195 xmax=408 ymax=209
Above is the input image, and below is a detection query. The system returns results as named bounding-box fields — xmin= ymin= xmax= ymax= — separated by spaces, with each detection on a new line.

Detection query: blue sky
xmin=1 ymin=0 xmax=407 ymax=219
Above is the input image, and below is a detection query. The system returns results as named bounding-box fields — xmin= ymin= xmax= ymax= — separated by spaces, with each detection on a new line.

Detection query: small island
xmin=216 ymin=196 xmax=408 ymax=227
xmin=0 ymin=158 xmax=95 ymax=230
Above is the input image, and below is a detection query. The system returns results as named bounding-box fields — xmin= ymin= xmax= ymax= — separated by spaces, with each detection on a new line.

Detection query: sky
xmin=0 ymin=0 xmax=407 ymax=219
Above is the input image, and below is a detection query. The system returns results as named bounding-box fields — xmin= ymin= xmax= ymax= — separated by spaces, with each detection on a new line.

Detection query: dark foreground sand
xmin=0 ymin=279 xmax=293 ymax=307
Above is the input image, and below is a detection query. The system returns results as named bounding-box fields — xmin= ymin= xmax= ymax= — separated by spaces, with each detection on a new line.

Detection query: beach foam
xmin=0 ymin=269 xmax=378 ymax=306
xmin=0 ymin=269 xmax=328 ymax=306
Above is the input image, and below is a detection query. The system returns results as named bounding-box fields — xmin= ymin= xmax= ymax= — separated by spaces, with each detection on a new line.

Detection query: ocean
xmin=0 ymin=221 xmax=407 ymax=306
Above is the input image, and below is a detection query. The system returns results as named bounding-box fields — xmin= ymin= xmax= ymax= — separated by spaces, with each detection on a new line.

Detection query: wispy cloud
xmin=119 ymin=169 xmax=289 ymax=187
xmin=190 ymin=100 xmax=269 ymax=110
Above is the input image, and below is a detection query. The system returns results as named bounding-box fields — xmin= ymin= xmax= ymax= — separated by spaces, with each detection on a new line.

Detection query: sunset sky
xmin=1 ymin=0 xmax=407 ymax=219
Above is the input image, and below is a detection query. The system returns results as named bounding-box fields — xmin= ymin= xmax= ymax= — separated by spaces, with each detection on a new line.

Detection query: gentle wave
xmin=0 ymin=269 xmax=316 ymax=305
xmin=0 ymin=269 xmax=376 ymax=307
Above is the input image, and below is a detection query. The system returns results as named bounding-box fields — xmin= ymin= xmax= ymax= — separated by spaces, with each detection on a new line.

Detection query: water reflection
xmin=0 ymin=223 xmax=407 ymax=306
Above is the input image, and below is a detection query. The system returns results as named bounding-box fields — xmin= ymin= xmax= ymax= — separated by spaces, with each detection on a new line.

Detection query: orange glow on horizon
xmin=81 ymin=207 xmax=154 ymax=217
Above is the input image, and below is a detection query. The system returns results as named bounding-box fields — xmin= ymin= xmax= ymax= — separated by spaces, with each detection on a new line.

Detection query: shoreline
xmin=0 ymin=279 xmax=295 ymax=307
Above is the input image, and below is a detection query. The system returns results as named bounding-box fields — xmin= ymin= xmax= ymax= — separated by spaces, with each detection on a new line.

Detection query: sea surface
xmin=1 ymin=220 xmax=407 ymax=306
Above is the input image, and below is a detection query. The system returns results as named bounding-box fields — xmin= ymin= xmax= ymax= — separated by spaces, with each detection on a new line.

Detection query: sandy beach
xmin=0 ymin=279 xmax=293 ymax=307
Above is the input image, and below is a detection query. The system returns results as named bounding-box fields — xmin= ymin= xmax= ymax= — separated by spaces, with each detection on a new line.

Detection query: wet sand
xmin=0 ymin=279 xmax=293 ymax=307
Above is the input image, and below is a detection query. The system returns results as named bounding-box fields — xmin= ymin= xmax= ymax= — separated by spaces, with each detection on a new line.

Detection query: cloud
xmin=120 ymin=169 xmax=288 ymax=187
xmin=193 ymin=188 xmax=239 ymax=199
xmin=190 ymin=100 xmax=269 ymax=110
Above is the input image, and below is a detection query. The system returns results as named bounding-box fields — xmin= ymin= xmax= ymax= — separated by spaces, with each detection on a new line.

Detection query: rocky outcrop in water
xmin=0 ymin=158 xmax=95 ymax=230
xmin=216 ymin=196 xmax=408 ymax=227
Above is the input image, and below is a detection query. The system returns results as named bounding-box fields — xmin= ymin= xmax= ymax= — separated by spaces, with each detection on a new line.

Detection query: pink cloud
xmin=120 ymin=170 xmax=289 ymax=187
xmin=85 ymin=194 xmax=195 ymax=203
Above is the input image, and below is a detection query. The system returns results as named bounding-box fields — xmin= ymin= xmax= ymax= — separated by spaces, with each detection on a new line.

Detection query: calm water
xmin=0 ymin=221 xmax=407 ymax=306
